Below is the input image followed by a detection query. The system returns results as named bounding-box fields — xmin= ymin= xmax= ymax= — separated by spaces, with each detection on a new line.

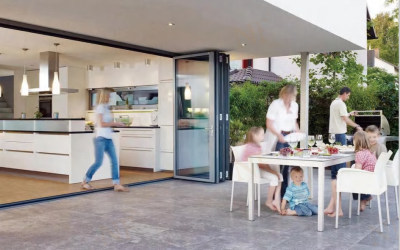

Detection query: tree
xmin=368 ymin=12 xmax=399 ymax=65
xmin=385 ymin=0 xmax=399 ymax=17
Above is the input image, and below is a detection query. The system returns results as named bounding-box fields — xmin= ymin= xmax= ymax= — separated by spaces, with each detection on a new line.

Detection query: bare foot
xmin=114 ymin=184 xmax=129 ymax=192
xmin=266 ymin=201 xmax=277 ymax=211
xmin=272 ymin=200 xmax=281 ymax=213
xmin=327 ymin=211 xmax=343 ymax=217
xmin=360 ymin=200 xmax=368 ymax=212
xmin=81 ymin=183 xmax=94 ymax=190
xmin=324 ymin=206 xmax=335 ymax=215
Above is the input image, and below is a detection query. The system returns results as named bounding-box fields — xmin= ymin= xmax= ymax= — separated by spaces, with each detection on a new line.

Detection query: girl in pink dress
xmin=352 ymin=131 xmax=377 ymax=211
xmin=242 ymin=127 xmax=283 ymax=212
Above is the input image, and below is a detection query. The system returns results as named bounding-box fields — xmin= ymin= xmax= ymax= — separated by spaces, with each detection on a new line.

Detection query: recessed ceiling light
xmin=168 ymin=23 xmax=175 ymax=26
xmin=242 ymin=43 xmax=247 ymax=46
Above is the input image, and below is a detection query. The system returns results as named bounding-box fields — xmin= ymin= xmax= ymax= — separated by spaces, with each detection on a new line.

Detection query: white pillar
xmin=300 ymin=52 xmax=312 ymax=199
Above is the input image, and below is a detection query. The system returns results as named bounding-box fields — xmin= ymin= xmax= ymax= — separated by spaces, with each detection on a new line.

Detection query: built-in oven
xmin=39 ymin=96 xmax=52 ymax=118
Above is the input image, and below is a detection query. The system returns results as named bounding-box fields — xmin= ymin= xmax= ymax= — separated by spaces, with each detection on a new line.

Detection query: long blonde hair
xmin=97 ymin=88 xmax=114 ymax=105
xmin=244 ymin=127 xmax=264 ymax=144
xmin=279 ymin=84 xmax=297 ymax=99
xmin=354 ymin=131 xmax=372 ymax=153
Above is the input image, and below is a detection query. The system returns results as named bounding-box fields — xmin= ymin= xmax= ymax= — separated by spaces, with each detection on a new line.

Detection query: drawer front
xmin=2 ymin=151 xmax=35 ymax=170
xmin=120 ymin=148 xmax=154 ymax=169
xmin=160 ymin=152 xmax=173 ymax=171
xmin=35 ymin=154 xmax=70 ymax=174
xmin=4 ymin=133 xmax=34 ymax=143
xmin=35 ymin=134 xmax=70 ymax=155
xmin=4 ymin=141 xmax=34 ymax=152
xmin=121 ymin=135 xmax=154 ymax=149
xmin=120 ymin=129 xmax=155 ymax=136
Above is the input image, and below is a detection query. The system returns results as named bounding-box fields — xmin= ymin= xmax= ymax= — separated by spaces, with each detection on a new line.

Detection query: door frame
xmin=173 ymin=52 xmax=216 ymax=183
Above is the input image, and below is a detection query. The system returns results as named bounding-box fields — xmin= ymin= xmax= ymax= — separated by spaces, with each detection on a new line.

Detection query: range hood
xmin=28 ymin=51 xmax=78 ymax=95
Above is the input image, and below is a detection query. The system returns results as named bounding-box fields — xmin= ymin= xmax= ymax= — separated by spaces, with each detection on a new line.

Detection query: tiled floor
xmin=0 ymin=169 xmax=398 ymax=250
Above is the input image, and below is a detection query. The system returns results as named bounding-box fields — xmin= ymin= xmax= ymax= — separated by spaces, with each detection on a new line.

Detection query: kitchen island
xmin=0 ymin=119 xmax=120 ymax=184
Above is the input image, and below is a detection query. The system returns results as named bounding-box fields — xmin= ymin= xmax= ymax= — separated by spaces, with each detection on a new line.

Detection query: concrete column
xmin=300 ymin=52 xmax=312 ymax=198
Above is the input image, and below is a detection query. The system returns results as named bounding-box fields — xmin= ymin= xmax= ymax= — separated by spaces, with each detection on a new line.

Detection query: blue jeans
xmin=84 ymin=137 xmax=120 ymax=184
xmin=352 ymin=193 xmax=371 ymax=201
xmin=331 ymin=134 xmax=347 ymax=179
xmin=293 ymin=203 xmax=318 ymax=216
xmin=276 ymin=136 xmax=290 ymax=198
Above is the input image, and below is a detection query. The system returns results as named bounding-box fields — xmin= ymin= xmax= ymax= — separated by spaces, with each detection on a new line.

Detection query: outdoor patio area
xmin=0 ymin=169 xmax=398 ymax=250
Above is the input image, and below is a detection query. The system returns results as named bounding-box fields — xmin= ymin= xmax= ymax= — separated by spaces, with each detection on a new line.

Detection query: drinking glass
xmin=328 ymin=134 xmax=336 ymax=145
xmin=308 ymin=135 xmax=315 ymax=147
xmin=316 ymin=134 xmax=323 ymax=146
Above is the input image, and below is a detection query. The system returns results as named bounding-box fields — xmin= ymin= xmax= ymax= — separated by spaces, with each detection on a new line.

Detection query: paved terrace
xmin=0 ymin=170 xmax=398 ymax=250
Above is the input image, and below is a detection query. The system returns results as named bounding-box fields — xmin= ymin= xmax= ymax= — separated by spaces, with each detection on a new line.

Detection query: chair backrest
xmin=374 ymin=150 xmax=393 ymax=187
xmin=392 ymin=150 xmax=399 ymax=178
xmin=386 ymin=150 xmax=400 ymax=186
xmin=231 ymin=145 xmax=262 ymax=183
xmin=231 ymin=145 xmax=247 ymax=162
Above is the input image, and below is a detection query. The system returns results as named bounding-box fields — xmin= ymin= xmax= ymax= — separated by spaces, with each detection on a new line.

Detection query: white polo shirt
xmin=95 ymin=104 xmax=113 ymax=139
xmin=329 ymin=98 xmax=348 ymax=134
xmin=266 ymin=99 xmax=298 ymax=132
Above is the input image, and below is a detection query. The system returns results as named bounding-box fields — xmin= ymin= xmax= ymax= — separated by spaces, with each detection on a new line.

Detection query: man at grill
xmin=324 ymin=87 xmax=362 ymax=217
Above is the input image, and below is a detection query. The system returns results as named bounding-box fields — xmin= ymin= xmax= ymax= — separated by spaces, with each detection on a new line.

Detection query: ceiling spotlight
xmin=145 ymin=59 xmax=151 ymax=66
xmin=168 ymin=23 xmax=175 ymax=26
xmin=241 ymin=43 xmax=247 ymax=46
xmin=114 ymin=62 xmax=121 ymax=69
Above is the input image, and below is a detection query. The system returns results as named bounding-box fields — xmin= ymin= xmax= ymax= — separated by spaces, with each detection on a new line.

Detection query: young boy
xmin=365 ymin=125 xmax=387 ymax=158
xmin=281 ymin=167 xmax=318 ymax=216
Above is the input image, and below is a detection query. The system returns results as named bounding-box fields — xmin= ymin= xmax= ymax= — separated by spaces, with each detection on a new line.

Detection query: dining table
xmin=247 ymin=153 xmax=355 ymax=232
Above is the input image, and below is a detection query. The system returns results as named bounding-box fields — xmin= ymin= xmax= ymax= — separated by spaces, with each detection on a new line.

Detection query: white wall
xmin=253 ymin=50 xmax=369 ymax=79
xmin=266 ymin=0 xmax=367 ymax=49
xmin=14 ymin=69 xmax=39 ymax=118
xmin=375 ymin=58 xmax=397 ymax=74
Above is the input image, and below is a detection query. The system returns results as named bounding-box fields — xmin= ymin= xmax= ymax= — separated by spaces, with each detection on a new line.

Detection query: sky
xmin=367 ymin=0 xmax=396 ymax=18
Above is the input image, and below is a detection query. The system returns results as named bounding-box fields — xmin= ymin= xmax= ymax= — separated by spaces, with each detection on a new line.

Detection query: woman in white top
xmin=82 ymin=88 xmax=129 ymax=192
xmin=266 ymin=84 xmax=299 ymax=198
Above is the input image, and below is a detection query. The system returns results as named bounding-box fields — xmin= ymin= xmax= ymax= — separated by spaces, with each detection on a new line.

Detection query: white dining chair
xmin=230 ymin=145 xmax=272 ymax=217
xmin=335 ymin=151 xmax=393 ymax=232
xmin=385 ymin=150 xmax=399 ymax=219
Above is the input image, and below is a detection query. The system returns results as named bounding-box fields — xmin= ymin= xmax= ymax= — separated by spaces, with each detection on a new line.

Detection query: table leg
xmin=318 ymin=167 xmax=325 ymax=231
xmin=308 ymin=168 xmax=314 ymax=200
xmin=248 ymin=162 xmax=255 ymax=221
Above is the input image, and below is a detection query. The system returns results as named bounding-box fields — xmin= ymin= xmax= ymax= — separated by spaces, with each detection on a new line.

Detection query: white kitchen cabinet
xmin=158 ymin=80 xmax=173 ymax=126
xmin=117 ymin=128 xmax=160 ymax=172
xmin=160 ymin=126 xmax=173 ymax=152
xmin=160 ymin=152 xmax=173 ymax=171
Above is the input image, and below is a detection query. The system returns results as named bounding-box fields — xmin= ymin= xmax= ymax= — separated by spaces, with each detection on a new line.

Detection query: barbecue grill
xmin=354 ymin=110 xmax=390 ymax=135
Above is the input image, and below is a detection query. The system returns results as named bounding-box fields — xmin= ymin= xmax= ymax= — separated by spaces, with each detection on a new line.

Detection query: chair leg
xmin=357 ymin=194 xmax=361 ymax=216
xmin=335 ymin=192 xmax=340 ymax=229
xmin=348 ymin=193 xmax=352 ymax=219
xmin=385 ymin=191 xmax=390 ymax=225
xmin=369 ymin=199 xmax=372 ymax=209
xmin=255 ymin=183 xmax=257 ymax=201
xmin=258 ymin=184 xmax=261 ymax=217
xmin=377 ymin=195 xmax=383 ymax=233
xmin=230 ymin=181 xmax=235 ymax=212
xmin=395 ymin=186 xmax=399 ymax=220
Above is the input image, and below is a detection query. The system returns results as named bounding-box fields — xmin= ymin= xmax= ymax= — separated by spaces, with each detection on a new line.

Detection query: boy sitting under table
xmin=280 ymin=167 xmax=318 ymax=217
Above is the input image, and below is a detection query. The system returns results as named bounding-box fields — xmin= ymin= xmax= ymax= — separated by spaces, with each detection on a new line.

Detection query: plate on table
xmin=284 ymin=132 xmax=306 ymax=142
xmin=339 ymin=149 xmax=354 ymax=154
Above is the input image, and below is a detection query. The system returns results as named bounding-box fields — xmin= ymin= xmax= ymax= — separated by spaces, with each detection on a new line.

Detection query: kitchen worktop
xmin=0 ymin=118 xmax=85 ymax=120
xmin=0 ymin=130 xmax=120 ymax=134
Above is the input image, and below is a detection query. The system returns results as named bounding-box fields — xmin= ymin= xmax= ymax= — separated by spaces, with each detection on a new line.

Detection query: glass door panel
xmin=174 ymin=53 xmax=215 ymax=182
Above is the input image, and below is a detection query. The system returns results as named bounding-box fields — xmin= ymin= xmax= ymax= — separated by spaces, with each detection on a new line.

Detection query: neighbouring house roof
xmin=229 ymin=67 xmax=282 ymax=83
xmin=367 ymin=49 xmax=399 ymax=72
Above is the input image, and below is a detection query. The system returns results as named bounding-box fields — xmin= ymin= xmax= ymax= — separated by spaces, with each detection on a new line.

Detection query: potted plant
xmin=33 ymin=108 xmax=43 ymax=119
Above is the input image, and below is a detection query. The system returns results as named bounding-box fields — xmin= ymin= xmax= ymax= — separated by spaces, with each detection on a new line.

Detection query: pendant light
xmin=52 ymin=43 xmax=61 ymax=95
xmin=184 ymin=61 xmax=191 ymax=100
xmin=20 ymin=48 xmax=29 ymax=96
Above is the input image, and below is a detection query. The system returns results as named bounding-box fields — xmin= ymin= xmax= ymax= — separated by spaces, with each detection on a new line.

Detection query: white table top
xmin=248 ymin=154 xmax=355 ymax=168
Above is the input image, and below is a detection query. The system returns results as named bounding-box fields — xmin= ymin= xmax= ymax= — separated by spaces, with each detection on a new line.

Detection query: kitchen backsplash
xmin=86 ymin=110 xmax=157 ymax=126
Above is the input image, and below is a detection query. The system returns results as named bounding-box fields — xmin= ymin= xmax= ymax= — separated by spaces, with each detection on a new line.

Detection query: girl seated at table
xmin=242 ymin=127 xmax=283 ymax=212
xmin=352 ymin=131 xmax=377 ymax=211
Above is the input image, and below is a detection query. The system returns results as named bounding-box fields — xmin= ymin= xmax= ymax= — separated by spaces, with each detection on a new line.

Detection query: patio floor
xmin=0 ymin=169 xmax=398 ymax=250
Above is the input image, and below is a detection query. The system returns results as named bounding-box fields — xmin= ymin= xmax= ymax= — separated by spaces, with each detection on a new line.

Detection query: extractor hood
xmin=28 ymin=51 xmax=78 ymax=95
